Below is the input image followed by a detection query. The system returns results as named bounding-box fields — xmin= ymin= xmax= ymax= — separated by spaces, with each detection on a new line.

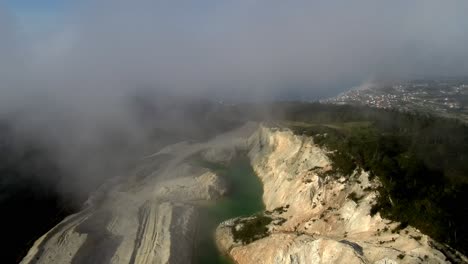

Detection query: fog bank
xmin=1 ymin=0 xmax=467 ymax=198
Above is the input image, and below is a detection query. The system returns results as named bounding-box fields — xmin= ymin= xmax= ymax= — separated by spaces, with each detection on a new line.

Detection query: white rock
xmin=21 ymin=123 xmax=258 ymax=264
xmin=217 ymin=125 xmax=467 ymax=264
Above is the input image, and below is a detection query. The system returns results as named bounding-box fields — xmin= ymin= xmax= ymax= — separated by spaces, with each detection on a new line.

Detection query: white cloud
xmin=1 ymin=0 xmax=467 ymax=197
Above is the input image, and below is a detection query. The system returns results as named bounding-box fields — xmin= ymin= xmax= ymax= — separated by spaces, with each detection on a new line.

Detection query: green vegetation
xmin=265 ymin=205 xmax=289 ymax=215
xmin=231 ymin=215 xmax=273 ymax=244
xmin=347 ymin=192 xmax=362 ymax=203
xmin=271 ymin=103 xmax=468 ymax=255
xmin=391 ymin=222 xmax=408 ymax=234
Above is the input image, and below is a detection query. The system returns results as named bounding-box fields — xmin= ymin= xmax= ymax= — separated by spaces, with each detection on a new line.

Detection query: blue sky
xmin=5 ymin=0 xmax=68 ymax=36
xmin=6 ymin=0 xmax=65 ymax=13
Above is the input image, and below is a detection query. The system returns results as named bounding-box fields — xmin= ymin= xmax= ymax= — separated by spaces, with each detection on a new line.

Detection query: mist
xmin=1 ymin=0 xmax=468 ymax=199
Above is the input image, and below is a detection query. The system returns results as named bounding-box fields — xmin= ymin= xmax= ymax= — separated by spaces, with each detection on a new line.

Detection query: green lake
xmin=194 ymin=155 xmax=265 ymax=264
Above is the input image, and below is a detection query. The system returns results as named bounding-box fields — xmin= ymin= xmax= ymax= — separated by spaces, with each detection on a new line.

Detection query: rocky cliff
xmin=20 ymin=123 xmax=257 ymax=264
xmin=21 ymin=123 xmax=467 ymax=264
xmin=216 ymin=126 xmax=468 ymax=264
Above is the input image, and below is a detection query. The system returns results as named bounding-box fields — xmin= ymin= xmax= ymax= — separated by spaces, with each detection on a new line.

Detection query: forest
xmin=1 ymin=101 xmax=467 ymax=261
xmin=266 ymin=102 xmax=468 ymax=255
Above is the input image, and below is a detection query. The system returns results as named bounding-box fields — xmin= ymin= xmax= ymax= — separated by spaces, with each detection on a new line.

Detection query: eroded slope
xmin=216 ymin=126 xmax=467 ymax=264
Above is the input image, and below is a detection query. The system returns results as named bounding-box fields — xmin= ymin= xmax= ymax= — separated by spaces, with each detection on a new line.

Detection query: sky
xmin=3 ymin=0 xmax=468 ymax=101
xmin=5 ymin=0 xmax=66 ymax=36
xmin=1 ymin=0 xmax=468 ymax=122
xmin=1 ymin=0 xmax=468 ymax=197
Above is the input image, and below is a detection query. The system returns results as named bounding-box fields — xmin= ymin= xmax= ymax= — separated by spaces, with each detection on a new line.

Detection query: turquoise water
xmin=194 ymin=156 xmax=265 ymax=264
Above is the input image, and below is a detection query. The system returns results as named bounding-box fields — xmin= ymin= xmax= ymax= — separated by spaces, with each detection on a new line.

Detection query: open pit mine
xmin=21 ymin=123 xmax=467 ymax=264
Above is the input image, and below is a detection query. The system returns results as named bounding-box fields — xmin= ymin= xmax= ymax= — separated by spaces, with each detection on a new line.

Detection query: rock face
xmin=216 ymin=126 xmax=468 ymax=264
xmin=20 ymin=123 xmax=258 ymax=264
xmin=21 ymin=123 xmax=467 ymax=264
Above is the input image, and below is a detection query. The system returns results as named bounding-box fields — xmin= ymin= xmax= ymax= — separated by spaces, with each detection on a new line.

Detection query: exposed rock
xmin=229 ymin=235 xmax=366 ymax=264
xmin=21 ymin=123 xmax=258 ymax=264
xmin=21 ymin=171 xmax=206 ymax=264
xmin=22 ymin=123 xmax=468 ymax=264
xmin=154 ymin=170 xmax=227 ymax=201
xmin=217 ymin=125 xmax=468 ymax=264
xmin=201 ymin=147 xmax=237 ymax=164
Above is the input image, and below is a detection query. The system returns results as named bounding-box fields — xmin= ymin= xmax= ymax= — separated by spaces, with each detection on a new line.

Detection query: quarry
xmin=20 ymin=123 xmax=467 ymax=264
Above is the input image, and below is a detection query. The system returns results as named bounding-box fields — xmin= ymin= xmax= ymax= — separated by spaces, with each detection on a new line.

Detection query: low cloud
xmin=0 ymin=0 xmax=467 ymax=198
xmin=4 ymin=1 xmax=468 ymax=103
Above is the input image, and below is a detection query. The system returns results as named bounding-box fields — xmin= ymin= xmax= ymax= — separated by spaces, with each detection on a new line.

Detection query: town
xmin=323 ymin=79 xmax=468 ymax=122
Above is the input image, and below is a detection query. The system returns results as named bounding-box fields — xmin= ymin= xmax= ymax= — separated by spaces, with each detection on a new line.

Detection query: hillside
xmin=267 ymin=103 xmax=468 ymax=255
xmin=2 ymin=101 xmax=468 ymax=263
xmin=217 ymin=125 xmax=467 ymax=263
